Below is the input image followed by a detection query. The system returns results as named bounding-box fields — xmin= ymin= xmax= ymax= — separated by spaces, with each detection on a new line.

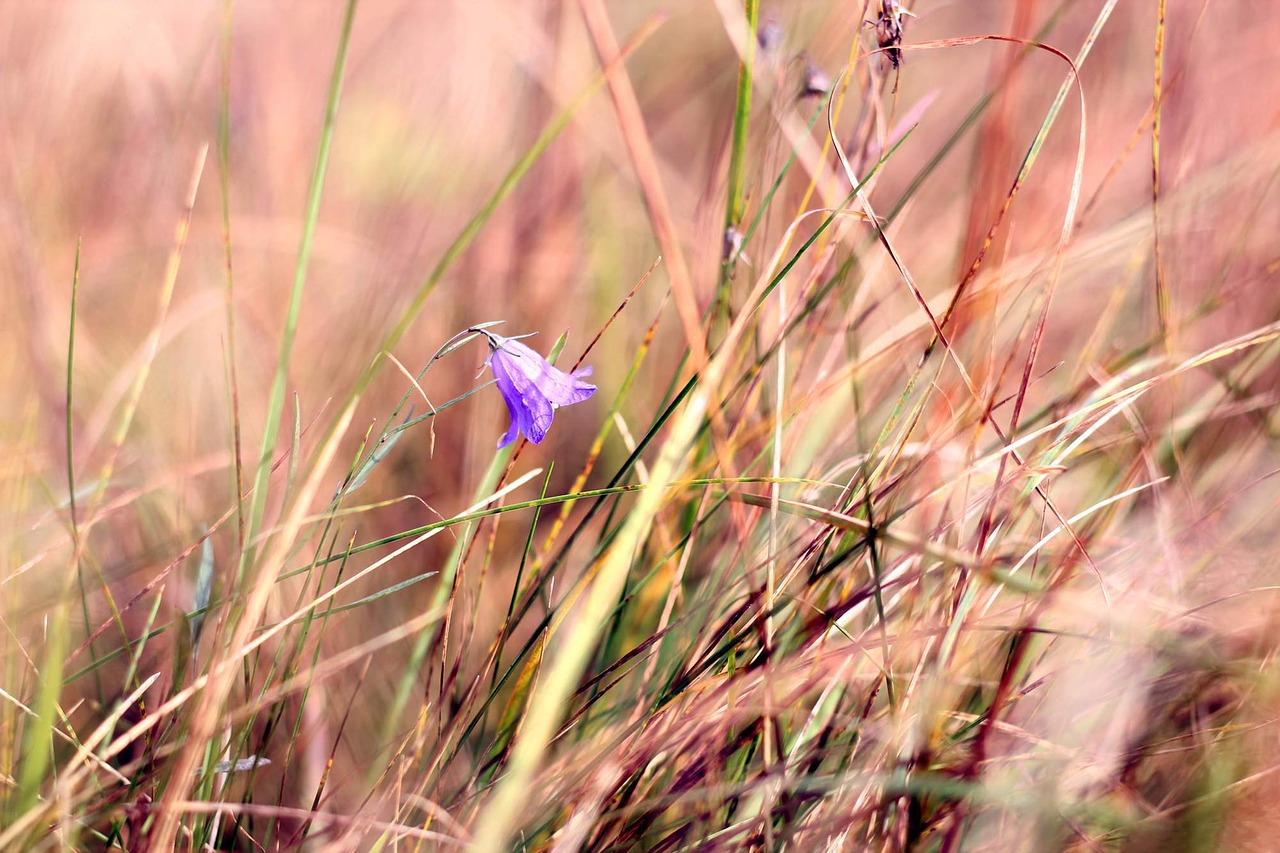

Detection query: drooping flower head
xmin=474 ymin=329 xmax=596 ymax=448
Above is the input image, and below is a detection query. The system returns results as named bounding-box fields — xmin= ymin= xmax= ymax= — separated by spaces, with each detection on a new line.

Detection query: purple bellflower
xmin=477 ymin=330 xmax=596 ymax=448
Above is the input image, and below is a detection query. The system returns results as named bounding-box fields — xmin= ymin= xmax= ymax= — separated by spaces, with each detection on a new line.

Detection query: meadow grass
xmin=2 ymin=1 xmax=1280 ymax=850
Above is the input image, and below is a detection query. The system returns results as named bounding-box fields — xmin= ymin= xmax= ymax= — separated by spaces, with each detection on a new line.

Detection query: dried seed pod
xmin=873 ymin=0 xmax=914 ymax=70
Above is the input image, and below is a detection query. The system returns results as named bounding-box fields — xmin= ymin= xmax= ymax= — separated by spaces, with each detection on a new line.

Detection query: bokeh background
xmin=4 ymin=0 xmax=1280 ymax=849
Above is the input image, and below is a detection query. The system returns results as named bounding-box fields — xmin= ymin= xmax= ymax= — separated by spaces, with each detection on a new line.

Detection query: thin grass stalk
xmin=241 ymin=1 xmax=358 ymax=581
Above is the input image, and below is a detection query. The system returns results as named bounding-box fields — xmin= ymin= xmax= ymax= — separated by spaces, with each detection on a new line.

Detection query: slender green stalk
xmin=241 ymin=0 xmax=358 ymax=580
xmin=724 ymin=0 xmax=759 ymax=232
xmin=218 ymin=0 xmax=246 ymax=559
xmin=65 ymin=238 xmax=80 ymax=538
xmin=715 ymin=0 xmax=760 ymax=325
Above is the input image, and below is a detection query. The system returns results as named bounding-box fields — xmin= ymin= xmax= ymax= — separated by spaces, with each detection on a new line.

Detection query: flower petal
xmin=489 ymin=345 xmax=555 ymax=444
xmin=497 ymin=406 xmax=521 ymax=449
xmin=494 ymin=338 xmax=597 ymax=409
xmin=482 ymin=331 xmax=598 ymax=446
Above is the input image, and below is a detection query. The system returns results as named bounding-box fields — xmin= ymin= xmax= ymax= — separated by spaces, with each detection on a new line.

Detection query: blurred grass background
xmin=3 ymin=0 xmax=1280 ymax=849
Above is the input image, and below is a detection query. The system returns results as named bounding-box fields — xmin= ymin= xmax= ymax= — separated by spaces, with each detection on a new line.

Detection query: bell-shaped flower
xmin=480 ymin=331 xmax=596 ymax=448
